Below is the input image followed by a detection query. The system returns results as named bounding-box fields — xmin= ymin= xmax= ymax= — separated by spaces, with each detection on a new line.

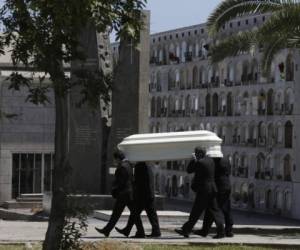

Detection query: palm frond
xmin=287 ymin=30 xmax=300 ymax=47
xmin=256 ymin=3 xmax=300 ymax=41
xmin=261 ymin=35 xmax=286 ymax=75
xmin=209 ymin=0 xmax=300 ymax=73
xmin=207 ymin=0 xmax=285 ymax=34
xmin=254 ymin=4 xmax=300 ymax=72
xmin=260 ymin=27 xmax=300 ymax=73
xmin=209 ymin=30 xmax=257 ymax=63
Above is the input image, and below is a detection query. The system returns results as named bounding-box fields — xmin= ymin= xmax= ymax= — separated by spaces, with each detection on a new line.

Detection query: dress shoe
xmin=146 ymin=232 xmax=161 ymax=238
xmin=130 ymin=233 xmax=146 ymax=238
xmin=193 ymin=229 xmax=208 ymax=237
xmin=212 ymin=233 xmax=225 ymax=239
xmin=95 ymin=227 xmax=109 ymax=237
xmin=115 ymin=227 xmax=130 ymax=237
xmin=174 ymin=228 xmax=189 ymax=238
xmin=226 ymin=231 xmax=234 ymax=237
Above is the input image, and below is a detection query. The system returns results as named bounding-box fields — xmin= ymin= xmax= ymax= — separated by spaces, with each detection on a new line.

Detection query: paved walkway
xmin=1 ymin=214 xmax=300 ymax=247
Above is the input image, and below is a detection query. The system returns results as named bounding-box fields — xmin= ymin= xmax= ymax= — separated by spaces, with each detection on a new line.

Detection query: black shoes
xmin=226 ymin=231 xmax=234 ymax=237
xmin=130 ymin=233 xmax=146 ymax=238
xmin=193 ymin=229 xmax=208 ymax=237
xmin=193 ymin=229 xmax=228 ymax=238
xmin=96 ymin=225 xmax=228 ymax=239
xmin=174 ymin=228 xmax=189 ymax=238
xmin=95 ymin=227 xmax=109 ymax=237
xmin=212 ymin=233 xmax=225 ymax=239
xmin=115 ymin=227 xmax=130 ymax=237
xmin=146 ymin=232 xmax=161 ymax=238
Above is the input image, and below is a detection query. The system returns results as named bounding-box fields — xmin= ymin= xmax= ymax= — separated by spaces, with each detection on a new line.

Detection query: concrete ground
xmin=1 ymin=209 xmax=300 ymax=248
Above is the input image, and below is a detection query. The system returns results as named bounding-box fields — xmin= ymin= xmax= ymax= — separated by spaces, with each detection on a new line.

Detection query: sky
xmin=146 ymin=0 xmax=223 ymax=34
xmin=0 ymin=0 xmax=224 ymax=39
xmin=109 ymin=0 xmax=223 ymax=41
xmin=0 ymin=0 xmax=223 ymax=32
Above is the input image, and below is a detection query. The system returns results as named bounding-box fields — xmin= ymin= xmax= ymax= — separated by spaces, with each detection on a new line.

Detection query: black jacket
xmin=133 ymin=162 xmax=155 ymax=200
xmin=187 ymin=156 xmax=217 ymax=194
xmin=214 ymin=157 xmax=231 ymax=192
xmin=111 ymin=160 xmax=133 ymax=200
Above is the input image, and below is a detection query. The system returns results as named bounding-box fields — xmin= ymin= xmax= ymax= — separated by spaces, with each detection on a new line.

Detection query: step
xmin=2 ymin=200 xmax=42 ymax=210
xmin=0 ymin=208 xmax=47 ymax=221
xmin=94 ymin=210 xmax=189 ymax=222
xmin=16 ymin=197 xmax=43 ymax=202
xmin=19 ymin=193 xmax=43 ymax=199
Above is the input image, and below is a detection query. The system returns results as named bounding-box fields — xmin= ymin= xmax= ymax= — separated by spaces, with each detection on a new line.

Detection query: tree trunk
xmin=43 ymin=87 xmax=70 ymax=250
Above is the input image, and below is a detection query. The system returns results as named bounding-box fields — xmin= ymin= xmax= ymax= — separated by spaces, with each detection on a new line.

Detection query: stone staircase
xmin=2 ymin=193 xmax=43 ymax=209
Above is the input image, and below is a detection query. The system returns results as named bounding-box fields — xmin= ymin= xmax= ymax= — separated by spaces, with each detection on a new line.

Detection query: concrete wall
xmin=0 ymin=79 xmax=54 ymax=202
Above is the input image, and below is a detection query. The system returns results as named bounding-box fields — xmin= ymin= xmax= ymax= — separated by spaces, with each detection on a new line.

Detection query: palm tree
xmin=207 ymin=0 xmax=300 ymax=74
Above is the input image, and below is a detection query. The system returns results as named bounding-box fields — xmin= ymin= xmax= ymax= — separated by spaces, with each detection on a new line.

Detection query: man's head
xmin=194 ymin=147 xmax=206 ymax=159
xmin=113 ymin=148 xmax=125 ymax=163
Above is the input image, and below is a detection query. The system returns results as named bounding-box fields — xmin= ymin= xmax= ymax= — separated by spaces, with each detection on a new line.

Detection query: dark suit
xmin=102 ymin=160 xmax=144 ymax=234
xmin=202 ymin=157 xmax=234 ymax=234
xmin=123 ymin=162 xmax=161 ymax=235
xmin=182 ymin=156 xmax=224 ymax=234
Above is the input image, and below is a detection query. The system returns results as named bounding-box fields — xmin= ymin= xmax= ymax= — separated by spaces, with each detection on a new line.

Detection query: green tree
xmin=207 ymin=0 xmax=300 ymax=73
xmin=0 ymin=1 xmax=146 ymax=249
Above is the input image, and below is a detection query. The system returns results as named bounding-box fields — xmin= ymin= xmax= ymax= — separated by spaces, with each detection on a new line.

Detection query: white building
xmin=140 ymin=13 xmax=300 ymax=219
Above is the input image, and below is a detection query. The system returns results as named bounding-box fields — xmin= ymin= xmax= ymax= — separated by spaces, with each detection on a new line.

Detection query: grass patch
xmin=143 ymin=245 xmax=274 ymax=250
xmin=0 ymin=243 xmax=41 ymax=250
xmin=82 ymin=241 xmax=142 ymax=250
xmin=83 ymin=242 xmax=278 ymax=250
xmin=0 ymin=242 xmax=285 ymax=250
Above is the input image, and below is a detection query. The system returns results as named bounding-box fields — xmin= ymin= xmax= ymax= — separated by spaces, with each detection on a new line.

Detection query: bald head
xmin=194 ymin=147 xmax=206 ymax=159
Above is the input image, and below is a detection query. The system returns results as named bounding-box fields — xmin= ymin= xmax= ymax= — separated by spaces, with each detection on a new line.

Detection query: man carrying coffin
xmin=115 ymin=161 xmax=161 ymax=238
xmin=95 ymin=149 xmax=145 ymax=237
xmin=194 ymin=154 xmax=234 ymax=237
xmin=175 ymin=147 xmax=225 ymax=238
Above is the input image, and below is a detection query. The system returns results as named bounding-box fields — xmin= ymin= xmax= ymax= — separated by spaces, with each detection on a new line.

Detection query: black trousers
xmin=124 ymin=198 xmax=161 ymax=235
xmin=202 ymin=190 xmax=234 ymax=234
xmin=103 ymin=195 xmax=145 ymax=234
xmin=182 ymin=191 xmax=224 ymax=234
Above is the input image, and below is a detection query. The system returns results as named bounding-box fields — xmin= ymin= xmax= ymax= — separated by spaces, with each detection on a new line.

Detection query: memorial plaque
xmin=69 ymin=23 xmax=112 ymax=194
xmin=105 ymin=11 xmax=150 ymax=192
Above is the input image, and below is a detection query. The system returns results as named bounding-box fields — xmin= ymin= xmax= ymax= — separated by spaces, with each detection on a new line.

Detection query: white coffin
xmin=117 ymin=130 xmax=223 ymax=162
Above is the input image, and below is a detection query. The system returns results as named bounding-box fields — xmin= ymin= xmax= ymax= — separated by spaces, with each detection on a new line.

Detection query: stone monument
xmin=105 ymin=11 xmax=150 ymax=192
xmin=69 ymin=24 xmax=112 ymax=194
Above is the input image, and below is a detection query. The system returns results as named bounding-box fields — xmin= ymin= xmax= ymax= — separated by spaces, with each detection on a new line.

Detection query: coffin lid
xmin=117 ymin=131 xmax=223 ymax=161
xmin=118 ymin=130 xmax=222 ymax=146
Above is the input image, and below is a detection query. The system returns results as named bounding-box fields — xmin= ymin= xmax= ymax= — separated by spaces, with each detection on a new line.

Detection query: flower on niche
xmin=278 ymin=62 xmax=285 ymax=80
xmin=169 ymin=52 xmax=179 ymax=63
xmin=278 ymin=62 xmax=285 ymax=73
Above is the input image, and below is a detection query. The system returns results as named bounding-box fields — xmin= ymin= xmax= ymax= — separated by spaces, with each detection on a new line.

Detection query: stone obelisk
xmin=69 ymin=24 xmax=112 ymax=194
xmin=105 ymin=11 xmax=150 ymax=192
